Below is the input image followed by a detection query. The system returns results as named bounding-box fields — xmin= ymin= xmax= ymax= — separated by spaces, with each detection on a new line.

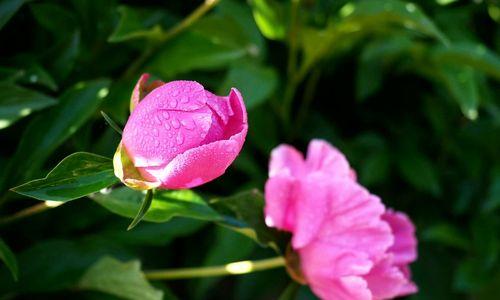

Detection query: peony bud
xmin=114 ymin=74 xmax=248 ymax=190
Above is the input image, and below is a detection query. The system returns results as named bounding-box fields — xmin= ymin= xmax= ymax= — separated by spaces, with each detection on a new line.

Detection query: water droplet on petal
xmin=152 ymin=128 xmax=159 ymax=137
xmin=180 ymin=96 xmax=189 ymax=103
xmin=164 ymin=122 xmax=171 ymax=130
xmin=168 ymin=133 xmax=173 ymax=138
xmin=181 ymin=119 xmax=195 ymax=130
xmin=171 ymin=118 xmax=180 ymax=129
xmin=162 ymin=111 xmax=170 ymax=119
xmin=170 ymin=99 xmax=178 ymax=108
xmin=155 ymin=140 xmax=160 ymax=147
xmin=155 ymin=115 xmax=162 ymax=125
xmin=176 ymin=133 xmax=184 ymax=145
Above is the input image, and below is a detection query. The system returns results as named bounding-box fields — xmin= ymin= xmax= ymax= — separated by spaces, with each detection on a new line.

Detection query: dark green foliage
xmin=0 ymin=0 xmax=499 ymax=299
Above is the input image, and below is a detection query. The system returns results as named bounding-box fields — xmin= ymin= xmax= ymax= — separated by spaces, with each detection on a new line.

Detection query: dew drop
xmin=164 ymin=122 xmax=171 ymax=130
xmin=171 ymin=118 xmax=181 ymax=129
xmin=154 ymin=115 xmax=162 ymax=125
xmin=181 ymin=119 xmax=195 ymax=130
xmin=170 ymin=99 xmax=178 ymax=108
xmin=152 ymin=128 xmax=159 ymax=137
xmin=162 ymin=111 xmax=170 ymax=119
xmin=155 ymin=140 xmax=160 ymax=147
xmin=176 ymin=133 xmax=184 ymax=145
xmin=168 ymin=133 xmax=173 ymax=138
xmin=180 ymin=96 xmax=189 ymax=103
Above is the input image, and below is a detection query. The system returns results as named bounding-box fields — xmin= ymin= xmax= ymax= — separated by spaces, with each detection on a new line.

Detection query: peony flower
xmin=114 ymin=74 xmax=248 ymax=190
xmin=264 ymin=139 xmax=417 ymax=300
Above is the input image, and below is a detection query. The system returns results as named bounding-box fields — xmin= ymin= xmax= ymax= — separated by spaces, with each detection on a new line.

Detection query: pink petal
xmin=130 ymin=73 xmax=165 ymax=112
xmin=307 ymin=275 xmax=372 ymax=300
xmin=292 ymin=174 xmax=330 ymax=248
xmin=140 ymin=89 xmax=248 ymax=189
xmin=264 ymin=175 xmax=297 ymax=231
xmin=317 ymin=178 xmax=393 ymax=261
xmin=269 ymin=145 xmax=305 ymax=178
xmin=363 ymin=255 xmax=407 ymax=300
xmin=305 ymin=139 xmax=353 ymax=179
xmin=123 ymin=81 xmax=213 ymax=168
xmin=383 ymin=210 xmax=418 ymax=265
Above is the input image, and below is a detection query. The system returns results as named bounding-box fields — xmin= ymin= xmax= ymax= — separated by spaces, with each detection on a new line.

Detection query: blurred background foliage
xmin=0 ymin=0 xmax=499 ymax=299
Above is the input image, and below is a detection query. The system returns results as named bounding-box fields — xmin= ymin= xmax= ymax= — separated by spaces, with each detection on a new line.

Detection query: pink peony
xmin=264 ymin=139 xmax=417 ymax=300
xmin=114 ymin=74 xmax=247 ymax=190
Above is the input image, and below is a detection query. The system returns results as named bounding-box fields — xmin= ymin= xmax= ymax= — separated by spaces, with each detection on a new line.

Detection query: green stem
xmin=122 ymin=0 xmax=220 ymax=79
xmin=0 ymin=201 xmax=62 ymax=226
xmin=145 ymin=256 xmax=286 ymax=280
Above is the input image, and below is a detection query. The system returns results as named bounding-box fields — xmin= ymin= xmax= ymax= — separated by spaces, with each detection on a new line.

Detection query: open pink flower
xmin=264 ymin=139 xmax=417 ymax=300
xmin=114 ymin=74 xmax=247 ymax=190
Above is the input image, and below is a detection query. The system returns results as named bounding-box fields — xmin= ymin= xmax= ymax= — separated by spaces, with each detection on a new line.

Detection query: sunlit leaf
xmin=0 ymin=82 xmax=57 ymax=130
xmin=249 ymin=0 xmax=287 ymax=40
xmin=90 ymin=187 xmax=222 ymax=223
xmin=11 ymin=152 xmax=118 ymax=202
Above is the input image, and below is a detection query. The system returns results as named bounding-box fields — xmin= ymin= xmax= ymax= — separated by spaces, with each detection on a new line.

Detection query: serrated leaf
xmin=0 ymin=82 xmax=57 ymax=129
xmin=78 ymin=256 xmax=163 ymax=300
xmin=1 ymin=79 xmax=110 ymax=189
xmin=0 ymin=238 xmax=18 ymax=281
xmin=11 ymin=152 xmax=118 ymax=202
xmin=90 ymin=187 xmax=222 ymax=223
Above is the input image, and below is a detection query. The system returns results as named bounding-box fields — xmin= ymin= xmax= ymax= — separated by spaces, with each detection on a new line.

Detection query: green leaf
xmin=148 ymin=31 xmax=248 ymax=79
xmin=11 ymin=152 xmax=118 ymax=202
xmin=30 ymin=3 xmax=77 ymax=37
xmin=108 ymin=5 xmax=167 ymax=42
xmin=301 ymin=0 xmax=447 ymax=72
xmin=2 ymin=79 xmax=110 ymax=189
xmin=0 ymin=82 xmax=57 ymax=130
xmin=211 ymin=190 xmax=286 ymax=251
xmin=219 ymin=61 xmax=278 ymax=109
xmin=396 ymin=150 xmax=441 ymax=196
xmin=0 ymin=238 xmax=18 ymax=281
xmin=90 ymin=187 xmax=222 ymax=223
xmin=249 ymin=0 xmax=287 ymax=40
xmin=432 ymin=43 xmax=500 ymax=81
xmin=436 ymin=65 xmax=479 ymax=120
xmin=0 ymin=238 xmax=134 ymax=294
xmin=78 ymin=256 xmax=163 ymax=300
xmin=0 ymin=0 xmax=25 ymax=30
xmin=127 ymin=189 xmax=153 ymax=230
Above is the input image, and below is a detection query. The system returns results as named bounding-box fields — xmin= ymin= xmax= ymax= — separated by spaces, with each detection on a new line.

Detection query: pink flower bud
xmin=114 ymin=74 xmax=247 ymax=190
xmin=264 ymin=139 xmax=418 ymax=300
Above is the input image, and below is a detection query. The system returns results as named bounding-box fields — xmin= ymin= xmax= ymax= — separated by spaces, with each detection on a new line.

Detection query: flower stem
xmin=145 ymin=256 xmax=285 ymax=280
xmin=122 ymin=0 xmax=220 ymax=79
xmin=0 ymin=201 xmax=63 ymax=226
